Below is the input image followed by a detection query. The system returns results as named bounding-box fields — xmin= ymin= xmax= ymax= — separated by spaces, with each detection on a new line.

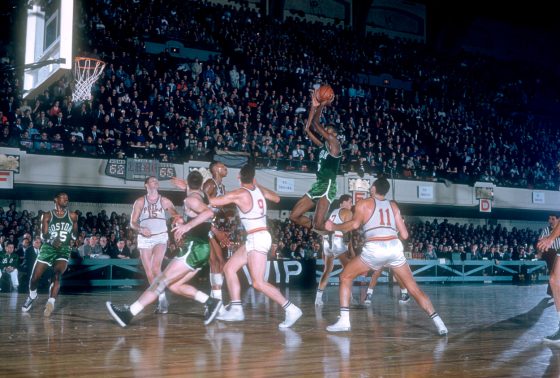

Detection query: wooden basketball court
xmin=1 ymin=283 xmax=558 ymax=377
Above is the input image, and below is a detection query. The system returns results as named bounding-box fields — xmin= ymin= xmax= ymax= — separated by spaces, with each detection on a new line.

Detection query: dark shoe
xmin=204 ymin=297 xmax=223 ymax=326
xmin=22 ymin=296 xmax=35 ymax=312
xmin=399 ymin=292 xmax=411 ymax=303
xmin=544 ymin=329 xmax=560 ymax=344
xmin=106 ymin=301 xmax=133 ymax=327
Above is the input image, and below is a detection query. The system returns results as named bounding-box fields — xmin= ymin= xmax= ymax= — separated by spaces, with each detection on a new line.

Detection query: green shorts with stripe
xmin=306 ymin=179 xmax=337 ymax=203
xmin=175 ymin=237 xmax=210 ymax=270
xmin=37 ymin=244 xmax=71 ymax=266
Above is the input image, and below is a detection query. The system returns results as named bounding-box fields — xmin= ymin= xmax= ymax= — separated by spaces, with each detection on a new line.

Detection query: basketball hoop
xmin=72 ymin=56 xmax=106 ymax=102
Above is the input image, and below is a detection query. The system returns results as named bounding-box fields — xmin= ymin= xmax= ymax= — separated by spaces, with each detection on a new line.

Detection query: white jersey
xmin=138 ymin=195 xmax=168 ymax=235
xmin=238 ymin=186 xmax=267 ymax=234
xmin=362 ymin=198 xmax=398 ymax=241
xmin=327 ymin=208 xmax=345 ymax=238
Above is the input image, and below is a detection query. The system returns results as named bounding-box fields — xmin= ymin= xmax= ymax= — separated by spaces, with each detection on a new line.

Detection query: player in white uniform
xmin=130 ymin=176 xmax=179 ymax=314
xmin=315 ymin=194 xmax=353 ymax=306
xmin=210 ymin=165 xmax=303 ymax=328
xmin=325 ymin=177 xmax=448 ymax=335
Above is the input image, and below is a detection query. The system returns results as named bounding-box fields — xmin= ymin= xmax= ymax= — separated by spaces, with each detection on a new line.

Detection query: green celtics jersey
xmin=47 ymin=210 xmax=74 ymax=248
xmin=316 ymin=144 xmax=341 ymax=181
xmin=0 ymin=252 xmax=19 ymax=269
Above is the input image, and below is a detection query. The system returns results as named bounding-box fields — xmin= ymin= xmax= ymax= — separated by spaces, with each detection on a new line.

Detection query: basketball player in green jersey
xmin=290 ymin=87 xmax=340 ymax=233
xmin=22 ymin=192 xmax=78 ymax=317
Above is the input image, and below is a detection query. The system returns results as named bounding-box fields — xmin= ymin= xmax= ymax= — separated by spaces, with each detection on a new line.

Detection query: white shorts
xmin=137 ymin=233 xmax=169 ymax=250
xmin=359 ymin=239 xmax=406 ymax=271
xmin=322 ymin=235 xmax=348 ymax=258
xmin=245 ymin=230 xmax=272 ymax=256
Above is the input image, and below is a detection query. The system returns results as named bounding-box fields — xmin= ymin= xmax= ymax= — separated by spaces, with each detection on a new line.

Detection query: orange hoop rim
xmin=74 ymin=56 xmax=106 ymax=69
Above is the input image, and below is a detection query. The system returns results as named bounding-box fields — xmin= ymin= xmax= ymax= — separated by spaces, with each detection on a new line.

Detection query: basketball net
xmin=72 ymin=57 xmax=106 ymax=102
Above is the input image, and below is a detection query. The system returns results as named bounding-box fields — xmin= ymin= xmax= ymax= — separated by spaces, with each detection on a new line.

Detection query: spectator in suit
xmin=21 ymin=237 xmax=41 ymax=290
xmin=97 ymin=236 xmax=111 ymax=258
xmin=423 ymin=244 xmax=438 ymax=260
xmin=110 ymin=240 xmax=131 ymax=259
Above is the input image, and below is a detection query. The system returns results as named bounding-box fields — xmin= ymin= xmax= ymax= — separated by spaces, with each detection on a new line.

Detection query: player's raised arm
xmin=170 ymin=176 xmax=187 ymax=191
xmin=257 ymin=183 xmax=280 ymax=203
xmin=209 ymin=188 xmax=243 ymax=208
xmin=326 ymin=199 xmax=367 ymax=233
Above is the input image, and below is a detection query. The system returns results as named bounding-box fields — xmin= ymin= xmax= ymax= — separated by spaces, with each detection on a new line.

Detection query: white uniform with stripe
xmin=322 ymin=208 xmax=348 ymax=257
xmin=137 ymin=195 xmax=169 ymax=249
xmin=359 ymin=198 xmax=406 ymax=270
xmin=238 ymin=186 xmax=271 ymax=255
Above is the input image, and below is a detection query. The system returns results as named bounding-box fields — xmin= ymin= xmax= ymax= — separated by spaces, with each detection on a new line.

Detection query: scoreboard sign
xmin=105 ymin=158 xmax=176 ymax=181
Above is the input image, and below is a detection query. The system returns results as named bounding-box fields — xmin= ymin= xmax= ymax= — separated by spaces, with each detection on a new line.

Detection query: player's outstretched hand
xmin=212 ymin=227 xmax=231 ymax=248
xmin=52 ymin=237 xmax=62 ymax=249
xmin=172 ymin=224 xmax=191 ymax=241
xmin=537 ymin=237 xmax=552 ymax=252
xmin=170 ymin=177 xmax=187 ymax=190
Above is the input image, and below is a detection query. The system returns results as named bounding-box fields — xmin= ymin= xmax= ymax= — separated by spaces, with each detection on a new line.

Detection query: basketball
xmin=316 ymin=85 xmax=334 ymax=102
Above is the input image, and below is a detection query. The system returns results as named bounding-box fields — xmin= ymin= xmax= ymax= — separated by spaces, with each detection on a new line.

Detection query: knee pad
xmin=149 ymin=275 xmax=168 ymax=295
xmin=210 ymin=273 xmax=224 ymax=286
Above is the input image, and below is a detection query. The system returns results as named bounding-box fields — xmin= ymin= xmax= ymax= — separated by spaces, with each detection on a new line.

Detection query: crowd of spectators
xmin=1 ymin=0 xmax=559 ymax=190
xmin=0 ymin=201 xmax=543 ymax=270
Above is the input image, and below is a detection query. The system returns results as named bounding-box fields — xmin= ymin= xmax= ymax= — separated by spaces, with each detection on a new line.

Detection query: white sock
xmin=401 ymin=288 xmax=408 ymax=294
xmin=29 ymin=289 xmax=38 ymax=299
xmin=367 ymin=288 xmax=374 ymax=295
xmin=47 ymin=298 xmax=55 ymax=305
xmin=340 ymin=308 xmax=350 ymax=322
xmin=158 ymin=293 xmax=166 ymax=302
xmin=285 ymin=303 xmax=298 ymax=313
xmin=194 ymin=291 xmax=209 ymax=304
xmin=211 ymin=289 xmax=222 ymax=300
xmin=316 ymin=290 xmax=323 ymax=299
xmin=431 ymin=313 xmax=446 ymax=331
xmin=130 ymin=301 xmax=144 ymax=316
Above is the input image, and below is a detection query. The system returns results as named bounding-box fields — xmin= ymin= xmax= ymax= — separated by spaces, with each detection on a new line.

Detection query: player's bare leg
xmin=289 ymin=195 xmax=314 ymax=228
xmin=209 ymin=236 xmax=225 ymax=300
xmin=312 ymin=196 xmax=331 ymax=232
xmin=22 ymin=261 xmax=49 ymax=313
xmin=392 ymin=263 xmax=447 ymax=335
xmin=44 ymin=260 xmax=68 ymax=317
xmin=327 ymin=257 xmax=370 ymax=332
xmin=217 ymin=245 xmax=247 ymax=322
xmin=247 ymin=251 xmax=302 ymax=328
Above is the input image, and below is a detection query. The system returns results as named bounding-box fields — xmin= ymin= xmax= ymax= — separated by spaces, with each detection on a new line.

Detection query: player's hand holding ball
xmin=314 ymin=85 xmax=335 ymax=106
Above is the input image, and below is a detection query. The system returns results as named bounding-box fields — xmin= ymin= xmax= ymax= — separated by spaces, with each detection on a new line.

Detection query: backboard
xmin=23 ymin=0 xmax=73 ymax=100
